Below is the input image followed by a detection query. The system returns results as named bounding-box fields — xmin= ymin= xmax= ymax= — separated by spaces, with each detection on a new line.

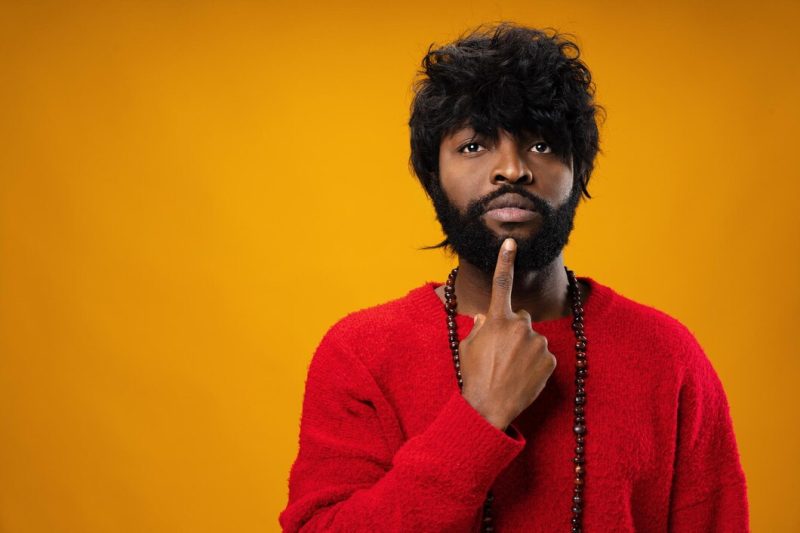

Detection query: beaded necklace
xmin=443 ymin=265 xmax=588 ymax=532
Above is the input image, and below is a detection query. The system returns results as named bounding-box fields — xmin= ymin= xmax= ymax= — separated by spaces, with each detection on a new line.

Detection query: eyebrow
xmin=443 ymin=129 xmax=478 ymax=147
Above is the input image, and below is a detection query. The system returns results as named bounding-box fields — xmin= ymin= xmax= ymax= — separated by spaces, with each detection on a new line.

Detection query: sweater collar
xmin=404 ymin=275 xmax=615 ymax=338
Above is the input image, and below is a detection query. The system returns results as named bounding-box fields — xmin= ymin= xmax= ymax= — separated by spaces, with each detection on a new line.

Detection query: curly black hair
xmin=408 ymin=22 xmax=603 ymax=202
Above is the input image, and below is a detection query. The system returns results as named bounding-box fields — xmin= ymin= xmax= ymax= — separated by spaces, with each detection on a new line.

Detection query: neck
xmin=447 ymin=253 xmax=575 ymax=322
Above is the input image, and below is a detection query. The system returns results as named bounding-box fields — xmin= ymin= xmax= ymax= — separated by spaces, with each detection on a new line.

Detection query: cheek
xmin=557 ymin=170 xmax=575 ymax=200
xmin=438 ymin=157 xmax=477 ymax=211
xmin=535 ymin=159 xmax=574 ymax=202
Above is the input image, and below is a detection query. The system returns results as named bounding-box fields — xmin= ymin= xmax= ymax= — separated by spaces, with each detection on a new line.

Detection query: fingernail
xmin=503 ymin=238 xmax=515 ymax=251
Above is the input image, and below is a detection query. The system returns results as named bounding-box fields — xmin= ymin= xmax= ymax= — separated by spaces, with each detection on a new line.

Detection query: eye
xmin=531 ymin=141 xmax=552 ymax=154
xmin=458 ymin=141 xmax=485 ymax=154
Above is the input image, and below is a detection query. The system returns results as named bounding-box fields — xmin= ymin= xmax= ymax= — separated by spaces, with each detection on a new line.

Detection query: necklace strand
xmin=443 ymin=266 xmax=588 ymax=532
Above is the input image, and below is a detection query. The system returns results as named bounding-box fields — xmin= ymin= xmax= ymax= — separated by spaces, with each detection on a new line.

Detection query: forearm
xmin=282 ymin=391 xmax=525 ymax=532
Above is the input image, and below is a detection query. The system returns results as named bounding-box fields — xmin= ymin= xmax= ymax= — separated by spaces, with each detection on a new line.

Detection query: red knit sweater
xmin=279 ymin=277 xmax=749 ymax=532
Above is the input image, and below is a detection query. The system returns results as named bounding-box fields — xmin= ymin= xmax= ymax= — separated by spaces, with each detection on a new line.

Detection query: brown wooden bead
xmin=445 ymin=266 xmax=587 ymax=532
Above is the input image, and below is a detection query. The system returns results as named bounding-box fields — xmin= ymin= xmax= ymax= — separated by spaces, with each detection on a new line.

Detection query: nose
xmin=490 ymin=134 xmax=533 ymax=185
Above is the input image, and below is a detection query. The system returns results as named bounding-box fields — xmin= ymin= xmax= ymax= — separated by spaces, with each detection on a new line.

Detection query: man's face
xmin=433 ymin=126 xmax=580 ymax=275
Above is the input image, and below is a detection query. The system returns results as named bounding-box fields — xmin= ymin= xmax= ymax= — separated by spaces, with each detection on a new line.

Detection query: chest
xmin=383 ymin=333 xmax=682 ymax=530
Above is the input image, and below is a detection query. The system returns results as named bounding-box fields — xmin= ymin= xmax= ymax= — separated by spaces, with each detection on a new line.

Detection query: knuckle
xmin=494 ymin=274 xmax=511 ymax=290
xmin=513 ymin=317 xmax=531 ymax=332
xmin=532 ymin=334 xmax=549 ymax=350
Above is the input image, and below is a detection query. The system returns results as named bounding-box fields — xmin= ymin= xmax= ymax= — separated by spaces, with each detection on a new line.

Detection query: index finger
xmin=488 ymin=237 xmax=516 ymax=317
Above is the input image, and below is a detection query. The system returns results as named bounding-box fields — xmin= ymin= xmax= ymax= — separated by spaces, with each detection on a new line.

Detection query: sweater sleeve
xmin=667 ymin=337 xmax=749 ymax=532
xmin=279 ymin=328 xmax=526 ymax=532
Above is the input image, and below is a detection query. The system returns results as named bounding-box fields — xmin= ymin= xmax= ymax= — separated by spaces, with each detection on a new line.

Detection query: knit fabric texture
xmin=279 ymin=277 xmax=749 ymax=532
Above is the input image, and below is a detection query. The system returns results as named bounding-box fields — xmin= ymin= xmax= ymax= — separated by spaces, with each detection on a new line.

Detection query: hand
xmin=459 ymin=238 xmax=557 ymax=430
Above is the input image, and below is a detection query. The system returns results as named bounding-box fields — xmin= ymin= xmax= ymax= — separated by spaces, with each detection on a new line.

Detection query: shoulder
xmin=589 ymin=278 xmax=706 ymax=369
xmin=324 ymin=283 xmax=430 ymax=339
xmin=314 ymin=281 xmax=439 ymax=363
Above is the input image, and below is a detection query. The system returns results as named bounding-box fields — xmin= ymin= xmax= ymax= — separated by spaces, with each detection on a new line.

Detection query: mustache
xmin=464 ymin=185 xmax=554 ymax=220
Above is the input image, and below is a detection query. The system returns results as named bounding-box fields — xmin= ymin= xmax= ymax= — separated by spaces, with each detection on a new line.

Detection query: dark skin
xmin=433 ymin=126 xmax=591 ymax=429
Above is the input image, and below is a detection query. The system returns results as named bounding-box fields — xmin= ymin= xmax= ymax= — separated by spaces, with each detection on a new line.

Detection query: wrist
xmin=463 ymin=393 xmax=510 ymax=431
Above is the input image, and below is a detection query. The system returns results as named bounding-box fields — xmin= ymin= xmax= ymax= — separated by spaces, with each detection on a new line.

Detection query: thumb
xmin=463 ymin=314 xmax=486 ymax=342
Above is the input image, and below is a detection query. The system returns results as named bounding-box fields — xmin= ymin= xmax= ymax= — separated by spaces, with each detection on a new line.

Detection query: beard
xmin=429 ymin=182 xmax=581 ymax=276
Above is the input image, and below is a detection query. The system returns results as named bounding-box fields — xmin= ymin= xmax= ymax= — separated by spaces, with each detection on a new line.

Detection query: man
xmin=279 ymin=22 xmax=749 ymax=532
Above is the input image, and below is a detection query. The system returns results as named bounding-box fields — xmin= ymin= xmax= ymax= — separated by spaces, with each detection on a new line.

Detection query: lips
xmin=483 ymin=194 xmax=539 ymax=222
xmin=485 ymin=193 xmax=537 ymax=212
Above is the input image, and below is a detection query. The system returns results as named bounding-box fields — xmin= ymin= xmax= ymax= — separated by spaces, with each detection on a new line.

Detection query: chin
xmin=491 ymin=226 xmax=539 ymax=242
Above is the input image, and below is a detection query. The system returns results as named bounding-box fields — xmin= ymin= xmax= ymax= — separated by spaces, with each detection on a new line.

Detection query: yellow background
xmin=1 ymin=1 xmax=798 ymax=531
